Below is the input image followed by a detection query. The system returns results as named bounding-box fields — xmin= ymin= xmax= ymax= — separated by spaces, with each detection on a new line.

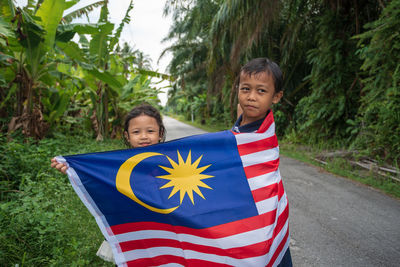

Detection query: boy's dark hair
xmin=234 ymin=58 xmax=283 ymax=93
xmin=123 ymin=103 xmax=166 ymax=146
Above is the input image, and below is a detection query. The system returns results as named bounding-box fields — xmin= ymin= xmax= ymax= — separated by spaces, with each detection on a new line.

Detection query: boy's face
xmin=238 ymin=71 xmax=283 ymax=125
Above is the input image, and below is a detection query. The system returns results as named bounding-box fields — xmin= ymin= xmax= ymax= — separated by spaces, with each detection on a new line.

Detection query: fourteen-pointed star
xmin=157 ymin=150 xmax=214 ymax=205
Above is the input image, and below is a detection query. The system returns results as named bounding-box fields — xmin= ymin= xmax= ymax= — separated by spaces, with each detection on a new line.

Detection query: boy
xmin=233 ymin=57 xmax=283 ymax=132
xmin=233 ymin=58 xmax=292 ymax=266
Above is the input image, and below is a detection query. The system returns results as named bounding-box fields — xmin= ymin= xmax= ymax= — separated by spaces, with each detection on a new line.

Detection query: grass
xmin=0 ymin=133 xmax=123 ymax=266
xmin=280 ymin=142 xmax=400 ymax=199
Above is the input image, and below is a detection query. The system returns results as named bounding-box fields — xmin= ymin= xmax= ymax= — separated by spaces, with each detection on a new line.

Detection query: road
xmin=163 ymin=115 xmax=400 ymax=266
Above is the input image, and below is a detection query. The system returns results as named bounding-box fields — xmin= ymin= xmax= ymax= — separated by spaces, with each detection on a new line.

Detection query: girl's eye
xmin=240 ymin=87 xmax=250 ymax=91
xmin=132 ymin=130 xmax=139 ymax=134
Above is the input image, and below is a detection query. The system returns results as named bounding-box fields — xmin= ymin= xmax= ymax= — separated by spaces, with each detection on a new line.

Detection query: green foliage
xmin=0 ymin=0 xmax=168 ymax=141
xmin=162 ymin=0 xmax=218 ymax=120
xmin=165 ymin=0 xmax=395 ymax=165
xmin=35 ymin=0 xmax=67 ymax=49
xmin=294 ymin=9 xmax=362 ymax=143
xmin=353 ymin=0 xmax=400 ymax=164
xmin=0 ymin=133 xmax=122 ymax=265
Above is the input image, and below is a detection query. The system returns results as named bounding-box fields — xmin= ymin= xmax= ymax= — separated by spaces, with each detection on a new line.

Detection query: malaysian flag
xmin=58 ymin=111 xmax=289 ymax=266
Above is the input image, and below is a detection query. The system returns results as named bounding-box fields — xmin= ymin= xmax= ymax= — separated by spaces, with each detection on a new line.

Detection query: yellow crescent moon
xmin=116 ymin=152 xmax=179 ymax=214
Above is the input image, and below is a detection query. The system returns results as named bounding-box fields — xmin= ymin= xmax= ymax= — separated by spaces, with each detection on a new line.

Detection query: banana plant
xmin=0 ymin=0 xmax=69 ymax=138
xmin=0 ymin=0 xmax=104 ymax=138
xmin=58 ymin=0 xmax=171 ymax=140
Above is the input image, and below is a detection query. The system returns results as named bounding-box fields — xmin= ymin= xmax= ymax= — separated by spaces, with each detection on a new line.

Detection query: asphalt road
xmin=163 ymin=115 xmax=400 ymax=266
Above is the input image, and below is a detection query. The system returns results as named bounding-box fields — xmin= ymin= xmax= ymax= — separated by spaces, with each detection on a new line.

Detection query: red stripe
xmin=266 ymin=203 xmax=289 ymax=258
xmin=267 ymin=228 xmax=290 ymax=267
xmin=256 ymin=111 xmax=274 ymax=133
xmin=127 ymin=255 xmax=231 ymax=267
xmin=273 ymin=204 xmax=289 ymax=240
xmin=116 ymin=206 xmax=288 ymax=261
xmin=119 ymin=208 xmax=288 ymax=262
xmin=110 ymin=209 xmax=277 ymax=237
xmin=244 ymin=158 xmax=280 ymax=179
xmin=252 ymin=180 xmax=284 ymax=203
xmin=237 ymin=135 xmax=278 ymax=156
xmin=120 ymin=238 xmax=272 ymax=259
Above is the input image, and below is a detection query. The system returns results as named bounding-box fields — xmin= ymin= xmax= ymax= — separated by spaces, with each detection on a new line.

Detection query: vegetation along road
xmin=163 ymin=116 xmax=400 ymax=267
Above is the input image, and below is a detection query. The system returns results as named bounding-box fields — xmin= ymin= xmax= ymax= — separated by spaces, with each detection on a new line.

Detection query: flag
xmin=58 ymin=111 xmax=289 ymax=266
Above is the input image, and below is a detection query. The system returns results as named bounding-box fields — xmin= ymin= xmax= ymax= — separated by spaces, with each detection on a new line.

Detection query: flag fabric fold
xmin=59 ymin=111 xmax=289 ymax=266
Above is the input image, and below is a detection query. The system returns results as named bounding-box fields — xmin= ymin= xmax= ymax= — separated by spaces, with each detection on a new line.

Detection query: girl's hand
xmin=51 ymin=157 xmax=68 ymax=174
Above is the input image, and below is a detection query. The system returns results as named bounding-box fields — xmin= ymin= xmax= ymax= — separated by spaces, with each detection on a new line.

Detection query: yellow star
xmin=157 ymin=150 xmax=214 ymax=205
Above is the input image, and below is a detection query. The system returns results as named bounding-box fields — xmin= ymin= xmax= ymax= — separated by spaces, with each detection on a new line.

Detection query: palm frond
xmin=109 ymin=0 xmax=133 ymax=50
xmin=209 ymin=0 xmax=281 ymax=74
xmin=62 ymin=0 xmax=106 ymax=24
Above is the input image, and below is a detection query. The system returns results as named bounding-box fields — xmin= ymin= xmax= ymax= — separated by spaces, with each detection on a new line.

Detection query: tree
xmin=352 ymin=0 xmax=400 ymax=162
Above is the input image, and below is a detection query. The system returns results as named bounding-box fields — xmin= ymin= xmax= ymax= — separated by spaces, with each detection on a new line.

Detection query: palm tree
xmin=162 ymin=0 xmax=219 ymax=119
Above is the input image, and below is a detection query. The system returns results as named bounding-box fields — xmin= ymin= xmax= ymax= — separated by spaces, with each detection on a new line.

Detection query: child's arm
xmin=51 ymin=157 xmax=68 ymax=174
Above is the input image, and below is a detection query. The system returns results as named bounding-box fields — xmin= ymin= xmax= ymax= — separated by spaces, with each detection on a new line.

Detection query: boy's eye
xmin=258 ymin=88 xmax=267 ymax=93
xmin=240 ymin=87 xmax=250 ymax=91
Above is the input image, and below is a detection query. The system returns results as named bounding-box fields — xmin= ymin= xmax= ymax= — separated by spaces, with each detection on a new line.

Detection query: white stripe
xmin=256 ymin=189 xmax=287 ymax=216
xmin=266 ymin=220 xmax=289 ymax=266
xmin=256 ymin=195 xmax=278 ymax=214
xmin=113 ymin=222 xmax=276 ymax=250
xmin=248 ymin=170 xmax=281 ymax=191
xmin=241 ymin=147 xmax=279 ymax=167
xmin=264 ymin=194 xmax=289 ymax=266
xmin=122 ymin=246 xmax=271 ymax=267
xmin=235 ymin=123 xmax=275 ymax=145
xmin=271 ymin=235 xmax=290 ymax=267
xmin=278 ymin=193 xmax=288 ymax=216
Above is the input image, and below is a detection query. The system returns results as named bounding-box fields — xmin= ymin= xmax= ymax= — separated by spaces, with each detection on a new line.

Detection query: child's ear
xmin=272 ymin=91 xmax=283 ymax=104
xmin=124 ymin=131 xmax=129 ymax=141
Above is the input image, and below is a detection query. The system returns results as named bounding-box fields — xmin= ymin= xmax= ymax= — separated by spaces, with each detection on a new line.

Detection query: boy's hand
xmin=51 ymin=157 xmax=68 ymax=174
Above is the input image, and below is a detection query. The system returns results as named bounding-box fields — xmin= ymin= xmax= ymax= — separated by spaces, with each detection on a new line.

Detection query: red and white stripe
xmin=108 ymin=112 xmax=289 ymax=267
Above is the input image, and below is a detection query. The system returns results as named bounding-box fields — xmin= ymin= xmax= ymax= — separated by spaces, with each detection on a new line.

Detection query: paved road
xmin=164 ymin=116 xmax=208 ymax=141
xmin=282 ymin=157 xmax=400 ymax=266
xmin=162 ymin=116 xmax=400 ymax=266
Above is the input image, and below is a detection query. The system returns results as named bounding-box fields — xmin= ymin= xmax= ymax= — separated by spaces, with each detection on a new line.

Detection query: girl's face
xmin=124 ymin=115 xmax=161 ymax=148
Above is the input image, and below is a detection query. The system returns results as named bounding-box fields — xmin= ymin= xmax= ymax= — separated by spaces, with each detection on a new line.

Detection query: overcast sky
xmin=74 ymin=0 xmax=173 ymax=73
xmin=16 ymin=0 xmax=173 ymax=105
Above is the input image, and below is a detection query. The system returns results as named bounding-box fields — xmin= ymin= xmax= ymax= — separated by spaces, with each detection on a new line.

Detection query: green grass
xmin=0 ymin=133 xmax=123 ymax=266
xmin=280 ymin=142 xmax=400 ymax=199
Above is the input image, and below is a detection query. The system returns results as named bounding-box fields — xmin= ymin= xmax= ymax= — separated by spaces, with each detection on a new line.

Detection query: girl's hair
xmin=234 ymin=57 xmax=283 ymax=93
xmin=123 ymin=103 xmax=166 ymax=146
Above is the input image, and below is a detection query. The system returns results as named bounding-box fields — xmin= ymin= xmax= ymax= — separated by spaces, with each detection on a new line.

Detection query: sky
xmin=15 ymin=0 xmax=173 ymax=105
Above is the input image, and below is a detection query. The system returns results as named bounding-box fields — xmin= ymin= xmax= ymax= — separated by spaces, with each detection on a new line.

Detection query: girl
xmin=50 ymin=103 xmax=166 ymax=263
xmin=51 ymin=103 xmax=166 ymax=172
